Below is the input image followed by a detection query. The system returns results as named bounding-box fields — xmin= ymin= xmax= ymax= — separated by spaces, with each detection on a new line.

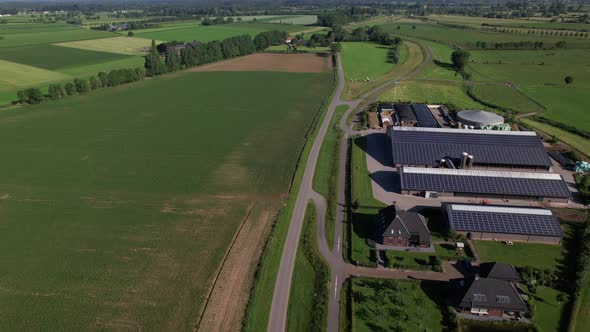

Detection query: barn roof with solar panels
xmin=443 ymin=203 xmax=563 ymax=238
xmin=387 ymin=127 xmax=552 ymax=170
xmin=400 ymin=167 xmax=571 ymax=200
xmin=411 ymin=104 xmax=439 ymax=128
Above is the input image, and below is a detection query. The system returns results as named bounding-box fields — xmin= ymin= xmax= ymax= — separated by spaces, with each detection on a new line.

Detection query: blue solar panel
xmin=445 ymin=206 xmax=563 ymax=237
xmin=400 ymin=172 xmax=571 ymax=199
xmin=411 ymin=104 xmax=439 ymax=128
xmin=390 ymin=130 xmax=552 ymax=168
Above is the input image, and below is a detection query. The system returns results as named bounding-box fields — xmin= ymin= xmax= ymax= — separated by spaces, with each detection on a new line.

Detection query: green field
xmin=341 ymin=42 xmax=394 ymax=82
xmin=56 ymin=36 xmax=160 ymax=55
xmin=533 ymin=286 xmax=568 ymax=332
xmin=381 ymin=21 xmax=590 ymax=49
xmin=474 ymin=240 xmax=563 ymax=270
xmin=267 ymin=15 xmax=318 ymax=25
xmin=521 ymin=118 xmax=590 ymax=157
xmin=0 ymin=59 xmax=70 ymax=89
xmin=379 ymin=81 xmax=489 ymax=110
xmin=0 ymin=28 xmax=113 ymax=47
xmin=136 ymin=22 xmax=307 ymax=43
xmin=352 ymin=278 xmax=445 ymax=332
xmin=468 ymin=84 xmax=546 ymax=114
xmin=0 ymin=69 xmax=332 ymax=330
xmin=286 ymin=203 xmax=329 ymax=332
xmin=0 ymin=44 xmax=132 ymax=70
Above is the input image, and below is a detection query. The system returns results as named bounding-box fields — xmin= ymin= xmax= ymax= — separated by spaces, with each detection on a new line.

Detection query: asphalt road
xmin=268 ymin=45 xmax=444 ymax=332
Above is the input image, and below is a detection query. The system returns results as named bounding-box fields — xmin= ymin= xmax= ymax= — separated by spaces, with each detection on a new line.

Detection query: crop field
xmin=0 ymin=68 xmax=333 ymax=330
xmin=0 ymin=59 xmax=70 ymax=89
xmin=380 ymin=21 xmax=590 ymax=49
xmin=0 ymin=44 xmax=132 ymax=70
xmin=0 ymin=28 xmax=113 ymax=47
xmin=55 ymin=36 xmax=160 ymax=55
xmin=136 ymin=22 xmax=307 ymax=43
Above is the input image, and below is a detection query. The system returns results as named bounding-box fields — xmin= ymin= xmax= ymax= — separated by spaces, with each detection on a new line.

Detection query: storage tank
xmin=457 ymin=110 xmax=504 ymax=128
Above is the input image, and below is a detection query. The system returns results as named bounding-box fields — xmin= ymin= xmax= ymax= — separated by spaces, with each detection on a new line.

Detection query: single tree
xmin=89 ymin=76 xmax=101 ymax=90
xmin=23 ymin=88 xmax=44 ymax=104
xmin=330 ymin=43 xmax=342 ymax=54
xmin=451 ymin=49 xmax=471 ymax=71
xmin=165 ymin=50 xmax=181 ymax=72
xmin=16 ymin=90 xmax=25 ymax=103
xmin=48 ymin=84 xmax=64 ymax=100
xmin=127 ymin=31 xmax=134 ymax=37
xmin=565 ymin=76 xmax=574 ymax=85
xmin=74 ymin=78 xmax=90 ymax=93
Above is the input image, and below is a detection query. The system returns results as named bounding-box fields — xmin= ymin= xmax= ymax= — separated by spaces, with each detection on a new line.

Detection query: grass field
xmin=286 ymin=202 xmax=329 ymax=332
xmin=379 ymin=81 xmax=489 ymax=110
xmin=0 ymin=28 xmax=113 ymax=47
xmin=0 ymin=44 xmax=132 ymax=70
xmin=341 ymin=42 xmax=394 ymax=82
xmin=0 ymin=69 xmax=332 ymax=330
xmin=533 ymin=286 xmax=568 ymax=332
xmin=474 ymin=239 xmax=563 ymax=270
xmin=55 ymin=36 xmax=160 ymax=55
xmin=313 ymin=105 xmax=348 ymax=249
xmin=427 ymin=14 xmax=590 ymax=32
xmin=136 ymin=22 xmax=307 ymax=43
xmin=267 ymin=15 xmax=317 ymax=25
xmin=352 ymin=278 xmax=445 ymax=332
xmin=380 ymin=21 xmax=590 ymax=49
xmin=521 ymin=118 xmax=590 ymax=157
xmin=0 ymin=59 xmax=70 ymax=89
xmin=468 ymin=84 xmax=546 ymax=114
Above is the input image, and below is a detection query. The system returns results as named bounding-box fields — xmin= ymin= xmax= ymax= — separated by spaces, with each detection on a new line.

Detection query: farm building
xmin=451 ymin=266 xmax=528 ymax=319
xmin=457 ymin=110 xmax=504 ymax=128
xmin=442 ymin=203 xmax=563 ymax=244
xmin=387 ymin=127 xmax=552 ymax=171
xmin=399 ymin=167 xmax=571 ymax=203
xmin=479 ymin=263 xmax=520 ymax=284
xmin=375 ymin=205 xmax=431 ymax=248
xmin=411 ymin=104 xmax=440 ymax=128
xmin=394 ymin=104 xmax=417 ymax=127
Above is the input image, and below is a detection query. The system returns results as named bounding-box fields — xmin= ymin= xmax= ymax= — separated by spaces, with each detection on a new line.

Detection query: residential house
xmin=376 ymin=205 xmax=431 ymax=248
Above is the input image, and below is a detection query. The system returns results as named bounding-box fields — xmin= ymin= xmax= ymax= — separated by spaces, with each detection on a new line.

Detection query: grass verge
xmin=313 ymin=105 xmax=349 ymax=249
xmin=286 ymin=202 xmax=331 ymax=332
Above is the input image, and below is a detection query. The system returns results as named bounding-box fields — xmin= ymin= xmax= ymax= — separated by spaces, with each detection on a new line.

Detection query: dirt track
xmin=190 ymin=53 xmax=332 ymax=73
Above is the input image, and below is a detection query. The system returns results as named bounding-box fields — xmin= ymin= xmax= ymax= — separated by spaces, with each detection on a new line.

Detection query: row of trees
xmin=145 ymin=32 xmax=268 ymax=76
xmin=346 ymin=25 xmax=402 ymax=47
xmin=16 ymin=68 xmax=144 ymax=105
xmin=253 ymin=30 xmax=289 ymax=50
xmin=201 ymin=16 xmax=241 ymax=26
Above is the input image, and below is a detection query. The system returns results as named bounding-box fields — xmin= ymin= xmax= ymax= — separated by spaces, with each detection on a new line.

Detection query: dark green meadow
xmin=0 ymin=44 xmax=132 ymax=70
xmin=0 ymin=69 xmax=332 ymax=330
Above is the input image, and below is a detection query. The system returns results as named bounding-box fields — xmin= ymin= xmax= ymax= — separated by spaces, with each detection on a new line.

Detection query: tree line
xmin=16 ymin=68 xmax=145 ymax=105
xmin=145 ymin=30 xmax=287 ymax=76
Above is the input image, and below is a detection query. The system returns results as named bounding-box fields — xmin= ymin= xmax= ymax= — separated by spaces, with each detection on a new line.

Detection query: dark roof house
xmin=456 ymin=277 xmax=528 ymax=315
xmin=479 ymin=263 xmax=520 ymax=283
xmin=376 ymin=205 xmax=431 ymax=247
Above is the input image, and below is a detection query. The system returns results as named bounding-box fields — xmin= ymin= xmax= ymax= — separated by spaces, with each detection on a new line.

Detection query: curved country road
xmin=268 ymin=44 xmax=457 ymax=332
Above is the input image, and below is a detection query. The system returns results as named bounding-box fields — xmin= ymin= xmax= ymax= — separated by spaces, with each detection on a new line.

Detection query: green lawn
xmin=473 ymin=240 xmax=562 ymax=270
xmin=0 ymin=44 xmax=132 ymax=70
xmin=286 ymin=203 xmax=329 ymax=332
xmin=532 ymin=286 xmax=568 ymax=332
xmin=352 ymin=278 xmax=445 ymax=332
xmin=313 ymin=105 xmax=348 ymax=249
xmin=341 ymin=42 xmax=395 ymax=82
xmin=0 ymin=70 xmax=332 ymax=331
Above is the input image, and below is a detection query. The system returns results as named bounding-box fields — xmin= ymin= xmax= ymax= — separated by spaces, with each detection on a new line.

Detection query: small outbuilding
xmin=457 ymin=110 xmax=504 ymax=128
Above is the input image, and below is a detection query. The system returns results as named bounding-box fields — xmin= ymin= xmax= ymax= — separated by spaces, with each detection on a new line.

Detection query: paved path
xmin=268 ymin=45 xmax=441 ymax=332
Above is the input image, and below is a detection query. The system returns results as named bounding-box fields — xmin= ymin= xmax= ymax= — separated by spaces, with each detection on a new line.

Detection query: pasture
xmin=341 ymin=42 xmax=394 ymax=82
xmin=379 ymin=81 xmax=488 ymax=110
xmin=56 ymin=36 xmax=159 ymax=55
xmin=0 ymin=68 xmax=333 ymax=331
xmin=0 ymin=59 xmax=69 ymax=89
xmin=0 ymin=28 xmax=112 ymax=47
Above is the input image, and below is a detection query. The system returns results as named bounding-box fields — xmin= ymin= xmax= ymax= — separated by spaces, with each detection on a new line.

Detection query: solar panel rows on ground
xmin=411 ymin=104 xmax=439 ymax=128
xmin=445 ymin=204 xmax=563 ymax=237
xmin=400 ymin=168 xmax=571 ymax=199
xmin=389 ymin=127 xmax=552 ymax=168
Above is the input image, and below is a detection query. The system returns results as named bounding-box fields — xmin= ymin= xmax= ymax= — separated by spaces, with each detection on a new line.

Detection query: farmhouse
xmin=479 ymin=262 xmax=520 ymax=284
xmin=443 ymin=203 xmax=563 ymax=244
xmin=375 ymin=205 xmax=431 ymax=248
xmin=387 ymin=127 xmax=552 ymax=171
xmin=452 ymin=270 xmax=528 ymax=319
xmin=399 ymin=167 xmax=571 ymax=203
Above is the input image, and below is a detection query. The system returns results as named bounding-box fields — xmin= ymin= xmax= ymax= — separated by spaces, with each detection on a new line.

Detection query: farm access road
xmin=267 ymin=45 xmax=463 ymax=332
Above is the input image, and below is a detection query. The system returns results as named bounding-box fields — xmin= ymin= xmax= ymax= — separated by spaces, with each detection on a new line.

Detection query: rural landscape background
xmin=0 ymin=0 xmax=590 ymax=331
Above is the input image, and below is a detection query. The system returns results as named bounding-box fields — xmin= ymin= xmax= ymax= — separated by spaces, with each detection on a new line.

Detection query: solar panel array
xmin=411 ymin=104 xmax=439 ymax=128
xmin=389 ymin=127 xmax=552 ymax=168
xmin=400 ymin=171 xmax=571 ymax=199
xmin=445 ymin=204 xmax=563 ymax=237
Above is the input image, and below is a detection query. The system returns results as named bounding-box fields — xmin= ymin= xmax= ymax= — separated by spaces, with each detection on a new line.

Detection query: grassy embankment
xmin=313 ymin=105 xmax=349 ymax=249
xmin=0 ymin=70 xmax=332 ymax=330
xmin=242 ymin=64 xmax=337 ymax=332
xmin=286 ymin=203 xmax=330 ymax=332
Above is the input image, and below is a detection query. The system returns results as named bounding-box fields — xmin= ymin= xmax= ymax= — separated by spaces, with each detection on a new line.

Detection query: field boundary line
xmin=194 ymin=202 xmax=255 ymax=332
